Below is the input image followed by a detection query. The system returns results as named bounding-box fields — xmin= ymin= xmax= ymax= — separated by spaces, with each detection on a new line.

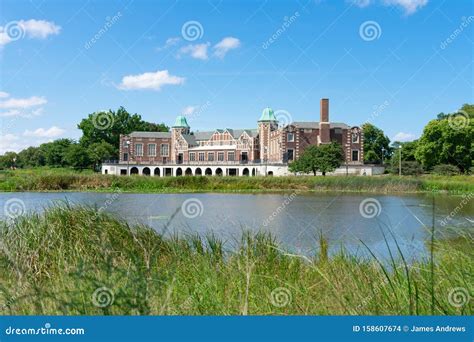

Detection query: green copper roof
xmin=173 ymin=115 xmax=190 ymax=128
xmin=259 ymin=107 xmax=277 ymax=122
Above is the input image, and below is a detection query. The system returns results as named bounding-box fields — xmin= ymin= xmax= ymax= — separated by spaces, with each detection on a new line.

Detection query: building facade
xmin=102 ymin=98 xmax=377 ymax=177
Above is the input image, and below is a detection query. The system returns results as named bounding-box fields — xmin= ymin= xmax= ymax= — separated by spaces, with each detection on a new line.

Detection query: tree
xmin=415 ymin=116 xmax=473 ymax=172
xmin=64 ymin=144 xmax=92 ymax=169
xmin=77 ymin=107 xmax=168 ymax=157
xmin=0 ymin=152 xmax=18 ymax=169
xmin=289 ymin=142 xmax=344 ymax=176
xmin=88 ymin=141 xmax=116 ymax=170
xmin=361 ymin=123 xmax=391 ymax=164
xmin=39 ymin=139 xmax=74 ymax=167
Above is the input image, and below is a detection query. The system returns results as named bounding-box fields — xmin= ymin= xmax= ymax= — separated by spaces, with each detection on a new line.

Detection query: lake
xmin=1 ymin=192 xmax=472 ymax=262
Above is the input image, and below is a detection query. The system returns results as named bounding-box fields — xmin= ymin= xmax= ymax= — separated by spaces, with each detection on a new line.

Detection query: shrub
xmin=432 ymin=164 xmax=460 ymax=176
xmin=390 ymin=161 xmax=424 ymax=176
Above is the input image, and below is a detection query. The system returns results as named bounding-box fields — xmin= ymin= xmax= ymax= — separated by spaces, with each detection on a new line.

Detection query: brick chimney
xmin=319 ymin=98 xmax=330 ymax=144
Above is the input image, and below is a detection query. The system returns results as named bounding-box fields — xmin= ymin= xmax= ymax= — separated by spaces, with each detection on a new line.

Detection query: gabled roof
xmin=129 ymin=131 xmax=171 ymax=138
xmin=193 ymin=129 xmax=258 ymax=141
xmin=182 ymin=134 xmax=198 ymax=146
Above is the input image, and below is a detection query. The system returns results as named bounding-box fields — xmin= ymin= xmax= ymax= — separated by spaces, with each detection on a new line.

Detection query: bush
xmin=390 ymin=161 xmax=424 ymax=176
xmin=432 ymin=164 xmax=460 ymax=176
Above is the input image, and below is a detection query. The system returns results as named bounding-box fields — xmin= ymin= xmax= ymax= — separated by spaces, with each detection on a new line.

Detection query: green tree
xmin=361 ymin=123 xmax=391 ymax=164
xmin=88 ymin=141 xmax=116 ymax=170
xmin=17 ymin=146 xmax=45 ymax=168
xmin=39 ymin=139 xmax=74 ymax=167
xmin=64 ymin=144 xmax=92 ymax=169
xmin=77 ymin=107 xmax=168 ymax=157
xmin=0 ymin=152 xmax=19 ymax=169
xmin=289 ymin=142 xmax=344 ymax=176
xmin=415 ymin=117 xmax=473 ymax=172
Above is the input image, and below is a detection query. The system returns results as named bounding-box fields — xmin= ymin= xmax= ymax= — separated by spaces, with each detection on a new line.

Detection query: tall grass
xmin=0 ymin=168 xmax=472 ymax=193
xmin=0 ymin=206 xmax=472 ymax=315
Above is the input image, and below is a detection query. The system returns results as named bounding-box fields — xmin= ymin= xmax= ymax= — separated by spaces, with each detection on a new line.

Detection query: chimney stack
xmin=319 ymin=98 xmax=330 ymax=144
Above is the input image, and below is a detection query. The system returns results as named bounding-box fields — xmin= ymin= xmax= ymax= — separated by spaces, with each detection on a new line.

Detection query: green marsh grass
xmin=0 ymin=205 xmax=472 ymax=315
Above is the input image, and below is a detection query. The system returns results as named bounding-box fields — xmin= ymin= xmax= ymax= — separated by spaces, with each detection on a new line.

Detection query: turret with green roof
xmin=173 ymin=115 xmax=190 ymax=128
xmin=259 ymin=107 xmax=278 ymax=122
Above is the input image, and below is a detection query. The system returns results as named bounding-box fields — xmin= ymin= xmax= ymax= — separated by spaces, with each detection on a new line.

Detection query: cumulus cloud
xmin=0 ymin=91 xmax=9 ymax=98
xmin=23 ymin=126 xmax=65 ymax=138
xmin=392 ymin=132 xmax=416 ymax=142
xmin=178 ymin=43 xmax=210 ymax=60
xmin=213 ymin=37 xmax=241 ymax=58
xmin=0 ymin=96 xmax=47 ymax=109
xmin=118 ymin=70 xmax=185 ymax=91
xmin=0 ymin=19 xmax=61 ymax=46
xmin=350 ymin=0 xmax=428 ymax=14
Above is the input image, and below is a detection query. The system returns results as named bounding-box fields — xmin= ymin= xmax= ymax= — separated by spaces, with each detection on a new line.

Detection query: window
xmin=148 ymin=144 xmax=156 ymax=156
xmin=160 ymin=144 xmax=169 ymax=156
xmin=189 ymin=152 xmax=196 ymax=161
xmin=123 ymin=153 xmax=128 ymax=161
xmin=135 ymin=144 xmax=143 ymax=156
xmin=199 ymin=152 xmax=205 ymax=161
xmin=352 ymin=132 xmax=359 ymax=143
xmin=287 ymin=149 xmax=294 ymax=161
xmin=352 ymin=150 xmax=359 ymax=161
xmin=287 ymin=133 xmax=295 ymax=142
xmin=208 ymin=152 xmax=214 ymax=161
xmin=218 ymin=152 xmax=224 ymax=161
xmin=228 ymin=151 xmax=235 ymax=161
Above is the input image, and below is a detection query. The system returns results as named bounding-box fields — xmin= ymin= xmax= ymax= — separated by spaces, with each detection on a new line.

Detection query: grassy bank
xmin=0 ymin=168 xmax=473 ymax=193
xmin=0 ymin=206 xmax=472 ymax=315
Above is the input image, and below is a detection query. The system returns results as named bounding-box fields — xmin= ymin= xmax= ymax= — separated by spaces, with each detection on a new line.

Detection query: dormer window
xmin=352 ymin=133 xmax=359 ymax=143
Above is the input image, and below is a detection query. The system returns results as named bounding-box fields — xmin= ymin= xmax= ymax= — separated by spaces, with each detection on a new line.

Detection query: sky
xmin=0 ymin=0 xmax=472 ymax=154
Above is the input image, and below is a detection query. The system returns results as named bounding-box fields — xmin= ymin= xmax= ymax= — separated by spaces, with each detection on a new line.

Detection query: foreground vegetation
xmin=0 ymin=168 xmax=472 ymax=193
xmin=0 ymin=206 xmax=472 ymax=315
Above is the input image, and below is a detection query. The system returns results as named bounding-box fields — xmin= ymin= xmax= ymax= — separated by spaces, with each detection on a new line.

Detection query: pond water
xmin=0 ymin=192 xmax=472 ymax=262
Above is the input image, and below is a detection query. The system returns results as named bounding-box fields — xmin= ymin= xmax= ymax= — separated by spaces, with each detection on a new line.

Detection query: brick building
xmin=102 ymin=98 xmax=370 ymax=176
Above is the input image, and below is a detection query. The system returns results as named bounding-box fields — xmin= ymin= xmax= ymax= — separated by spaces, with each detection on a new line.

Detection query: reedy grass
xmin=0 ymin=205 xmax=472 ymax=315
xmin=0 ymin=168 xmax=472 ymax=193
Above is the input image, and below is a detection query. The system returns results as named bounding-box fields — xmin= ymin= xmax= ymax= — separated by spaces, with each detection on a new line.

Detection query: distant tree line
xmin=0 ymin=107 xmax=168 ymax=170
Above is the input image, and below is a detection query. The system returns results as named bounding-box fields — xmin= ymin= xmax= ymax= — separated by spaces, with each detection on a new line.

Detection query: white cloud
xmin=392 ymin=132 xmax=416 ymax=142
xmin=182 ymin=106 xmax=197 ymax=116
xmin=0 ymin=19 xmax=61 ymax=46
xmin=351 ymin=0 xmax=428 ymax=14
xmin=213 ymin=37 xmax=241 ymax=58
xmin=0 ymin=96 xmax=47 ymax=109
xmin=156 ymin=37 xmax=181 ymax=51
xmin=118 ymin=70 xmax=185 ymax=91
xmin=23 ymin=126 xmax=65 ymax=138
xmin=178 ymin=43 xmax=210 ymax=60
xmin=0 ymin=91 xmax=9 ymax=98
xmin=383 ymin=0 xmax=428 ymax=14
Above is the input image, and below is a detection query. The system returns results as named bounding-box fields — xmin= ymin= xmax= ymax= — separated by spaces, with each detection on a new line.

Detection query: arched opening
xmin=216 ymin=168 xmax=223 ymax=176
xmin=130 ymin=167 xmax=139 ymax=175
xmin=176 ymin=168 xmax=183 ymax=176
xmin=154 ymin=168 xmax=160 ymax=176
xmin=195 ymin=168 xmax=202 ymax=176
xmin=252 ymin=168 xmax=256 ymax=176
xmin=205 ymin=168 xmax=212 ymax=176
xmin=185 ymin=167 xmax=193 ymax=176
xmin=243 ymin=168 xmax=249 ymax=176
xmin=267 ymin=171 xmax=274 ymax=176
xmin=104 ymin=169 xmax=108 ymax=174
xmin=143 ymin=167 xmax=151 ymax=176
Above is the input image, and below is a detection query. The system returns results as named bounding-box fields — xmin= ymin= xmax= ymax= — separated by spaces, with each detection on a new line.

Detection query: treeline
xmin=362 ymin=104 xmax=473 ymax=175
xmin=0 ymin=107 xmax=168 ymax=170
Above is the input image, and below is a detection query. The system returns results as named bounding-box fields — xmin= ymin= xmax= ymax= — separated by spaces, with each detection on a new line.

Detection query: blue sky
xmin=0 ymin=0 xmax=472 ymax=153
